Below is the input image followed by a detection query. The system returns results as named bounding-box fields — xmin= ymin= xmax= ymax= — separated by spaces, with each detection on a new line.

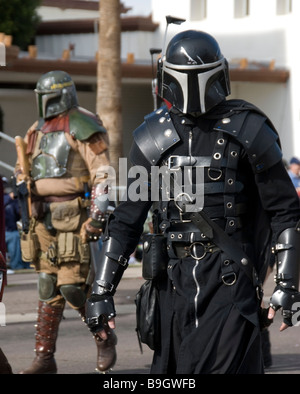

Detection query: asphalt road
xmin=1 ymin=264 xmax=300 ymax=375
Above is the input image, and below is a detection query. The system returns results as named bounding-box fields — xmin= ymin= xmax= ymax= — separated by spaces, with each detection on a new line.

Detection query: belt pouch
xmin=50 ymin=198 xmax=81 ymax=232
xmin=20 ymin=230 xmax=40 ymax=263
xmin=142 ymin=233 xmax=168 ymax=280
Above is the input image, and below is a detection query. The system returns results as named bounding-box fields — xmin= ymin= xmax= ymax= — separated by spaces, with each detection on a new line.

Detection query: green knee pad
xmin=38 ymin=272 xmax=57 ymax=302
xmin=59 ymin=284 xmax=86 ymax=309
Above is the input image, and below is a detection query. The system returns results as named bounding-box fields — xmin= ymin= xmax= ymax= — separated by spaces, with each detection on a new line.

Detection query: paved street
xmin=1 ymin=264 xmax=300 ymax=375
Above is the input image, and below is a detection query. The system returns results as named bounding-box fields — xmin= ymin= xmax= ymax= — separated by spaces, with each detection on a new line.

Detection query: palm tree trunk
xmin=97 ymin=0 xmax=122 ymax=191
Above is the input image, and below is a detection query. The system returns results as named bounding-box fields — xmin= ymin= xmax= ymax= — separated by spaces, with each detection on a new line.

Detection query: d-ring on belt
xmin=174 ymin=241 xmax=220 ymax=260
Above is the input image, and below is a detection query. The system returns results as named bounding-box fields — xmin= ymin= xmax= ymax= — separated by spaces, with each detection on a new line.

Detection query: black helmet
xmin=35 ymin=70 xmax=78 ymax=119
xmin=157 ymin=30 xmax=231 ymax=116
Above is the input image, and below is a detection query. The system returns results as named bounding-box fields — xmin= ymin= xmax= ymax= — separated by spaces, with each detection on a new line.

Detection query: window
xmin=190 ymin=0 xmax=207 ymax=21
xmin=276 ymin=0 xmax=292 ymax=15
xmin=234 ymin=0 xmax=250 ymax=18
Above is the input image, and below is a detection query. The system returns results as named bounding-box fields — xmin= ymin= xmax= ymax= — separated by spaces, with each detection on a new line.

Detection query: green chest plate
xmin=32 ymin=131 xmax=71 ymax=180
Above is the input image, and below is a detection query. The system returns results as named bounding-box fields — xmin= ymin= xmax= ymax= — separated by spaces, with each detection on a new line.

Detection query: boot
xmin=19 ymin=301 xmax=63 ymax=374
xmin=0 ymin=348 xmax=13 ymax=374
xmin=79 ymin=307 xmax=117 ymax=372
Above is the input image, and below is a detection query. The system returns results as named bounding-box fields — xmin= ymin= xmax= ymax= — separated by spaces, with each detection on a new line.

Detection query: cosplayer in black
xmin=86 ymin=30 xmax=300 ymax=374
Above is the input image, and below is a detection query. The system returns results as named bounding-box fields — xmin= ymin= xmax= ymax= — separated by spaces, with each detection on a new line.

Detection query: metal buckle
xmin=189 ymin=242 xmax=206 ymax=260
xmin=167 ymin=155 xmax=180 ymax=171
xmin=174 ymin=193 xmax=194 ymax=222
xmin=96 ymin=279 xmax=114 ymax=293
xmin=118 ymin=255 xmax=128 ymax=266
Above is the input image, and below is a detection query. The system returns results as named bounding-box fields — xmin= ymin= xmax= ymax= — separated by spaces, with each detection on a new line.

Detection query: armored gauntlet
xmin=81 ymin=183 xmax=110 ymax=243
xmin=270 ymin=224 xmax=300 ymax=326
xmin=86 ymin=237 xmax=128 ymax=333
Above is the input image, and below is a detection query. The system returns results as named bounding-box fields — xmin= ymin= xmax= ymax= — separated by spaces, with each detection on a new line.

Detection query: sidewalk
xmin=3 ymin=263 xmax=143 ymax=324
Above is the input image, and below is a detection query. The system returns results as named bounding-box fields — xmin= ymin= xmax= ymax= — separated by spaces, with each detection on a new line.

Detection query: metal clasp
xmin=174 ymin=192 xmax=194 ymax=222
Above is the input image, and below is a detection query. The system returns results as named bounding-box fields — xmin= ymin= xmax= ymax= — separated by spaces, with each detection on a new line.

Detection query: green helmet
xmin=35 ymin=70 xmax=78 ymax=119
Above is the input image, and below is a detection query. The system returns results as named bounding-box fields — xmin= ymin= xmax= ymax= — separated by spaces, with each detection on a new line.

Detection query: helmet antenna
xmin=162 ymin=15 xmax=186 ymax=58
xmin=149 ymin=48 xmax=162 ymax=110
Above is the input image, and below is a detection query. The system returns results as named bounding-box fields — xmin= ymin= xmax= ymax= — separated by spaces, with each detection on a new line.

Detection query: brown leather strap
xmin=43 ymin=193 xmax=84 ymax=203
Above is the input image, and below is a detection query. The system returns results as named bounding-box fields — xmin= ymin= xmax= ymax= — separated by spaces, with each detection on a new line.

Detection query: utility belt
xmin=142 ymin=212 xmax=261 ymax=297
xmin=21 ymin=195 xmax=90 ymax=267
xmin=31 ymin=194 xmax=89 ymax=232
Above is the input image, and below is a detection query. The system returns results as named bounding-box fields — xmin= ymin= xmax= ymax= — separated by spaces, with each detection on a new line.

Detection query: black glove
xmin=86 ymin=294 xmax=116 ymax=334
xmin=270 ymin=285 xmax=300 ymax=327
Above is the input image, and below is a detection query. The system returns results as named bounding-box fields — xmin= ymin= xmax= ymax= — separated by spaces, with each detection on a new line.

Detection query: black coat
xmin=108 ymin=100 xmax=300 ymax=374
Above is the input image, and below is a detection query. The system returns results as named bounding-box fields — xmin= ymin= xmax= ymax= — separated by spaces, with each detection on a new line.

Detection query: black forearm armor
xmin=273 ymin=225 xmax=300 ymax=291
xmin=86 ymin=237 xmax=128 ymax=332
xmin=270 ymin=224 xmax=300 ymax=325
xmin=90 ymin=237 xmax=128 ymax=297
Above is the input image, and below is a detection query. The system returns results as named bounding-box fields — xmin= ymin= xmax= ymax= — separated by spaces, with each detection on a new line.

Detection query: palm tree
xmin=97 ymin=0 xmax=122 ymax=194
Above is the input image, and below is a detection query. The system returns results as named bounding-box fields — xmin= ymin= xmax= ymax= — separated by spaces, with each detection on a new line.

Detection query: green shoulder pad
xmin=69 ymin=107 xmax=107 ymax=141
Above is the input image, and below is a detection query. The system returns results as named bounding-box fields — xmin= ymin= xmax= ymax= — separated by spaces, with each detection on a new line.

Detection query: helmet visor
xmin=163 ymin=58 xmax=229 ymax=114
xmin=35 ymin=89 xmax=60 ymax=119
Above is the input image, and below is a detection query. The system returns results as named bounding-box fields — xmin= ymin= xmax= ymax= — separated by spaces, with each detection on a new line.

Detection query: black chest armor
xmin=130 ymin=101 xmax=282 ymax=240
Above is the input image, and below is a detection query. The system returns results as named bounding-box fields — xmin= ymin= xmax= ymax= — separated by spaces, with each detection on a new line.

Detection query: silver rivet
xmin=241 ymin=258 xmax=248 ymax=266
xmin=164 ymin=129 xmax=172 ymax=137
xmin=222 ymin=118 xmax=231 ymax=124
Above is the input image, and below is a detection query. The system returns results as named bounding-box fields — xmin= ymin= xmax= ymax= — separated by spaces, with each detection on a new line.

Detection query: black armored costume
xmin=86 ymin=30 xmax=300 ymax=374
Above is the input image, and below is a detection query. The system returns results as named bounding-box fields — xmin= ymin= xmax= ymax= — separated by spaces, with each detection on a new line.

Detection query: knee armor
xmin=38 ymin=272 xmax=57 ymax=302
xmin=60 ymin=284 xmax=87 ymax=309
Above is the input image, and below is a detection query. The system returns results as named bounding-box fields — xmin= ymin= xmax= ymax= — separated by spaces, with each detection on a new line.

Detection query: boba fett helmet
xmin=35 ymin=70 xmax=78 ymax=119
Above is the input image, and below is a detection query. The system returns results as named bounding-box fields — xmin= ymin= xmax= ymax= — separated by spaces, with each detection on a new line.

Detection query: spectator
xmin=0 ymin=176 xmax=13 ymax=373
xmin=3 ymin=177 xmax=29 ymax=272
xmin=287 ymin=157 xmax=300 ymax=197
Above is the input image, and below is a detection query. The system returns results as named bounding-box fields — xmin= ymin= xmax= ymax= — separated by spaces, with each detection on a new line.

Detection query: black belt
xmin=173 ymin=241 xmax=220 ymax=260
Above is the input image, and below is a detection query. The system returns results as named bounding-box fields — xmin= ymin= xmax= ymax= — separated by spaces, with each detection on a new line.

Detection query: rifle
xmin=15 ymin=136 xmax=31 ymax=233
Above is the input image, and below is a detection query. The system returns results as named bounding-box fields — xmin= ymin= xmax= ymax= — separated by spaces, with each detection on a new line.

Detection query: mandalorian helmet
xmin=157 ymin=30 xmax=231 ymax=116
xmin=35 ymin=70 xmax=78 ymax=119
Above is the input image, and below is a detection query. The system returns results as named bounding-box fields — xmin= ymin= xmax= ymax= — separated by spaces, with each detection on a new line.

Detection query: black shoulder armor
xmin=213 ymin=102 xmax=282 ymax=173
xmin=130 ymin=106 xmax=180 ymax=168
